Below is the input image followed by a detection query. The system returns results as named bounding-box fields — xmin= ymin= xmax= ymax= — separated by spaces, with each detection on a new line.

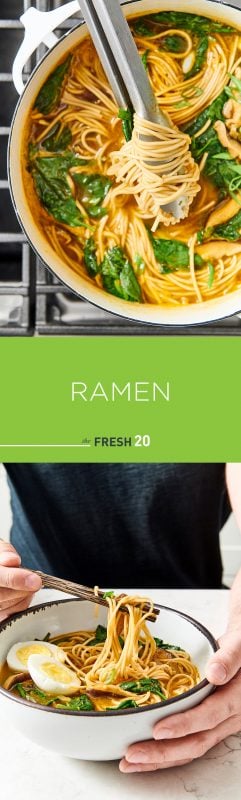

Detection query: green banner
xmin=0 ymin=336 xmax=240 ymax=462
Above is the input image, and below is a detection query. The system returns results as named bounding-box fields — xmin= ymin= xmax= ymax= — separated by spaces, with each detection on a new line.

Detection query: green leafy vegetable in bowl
xmin=34 ymin=55 xmax=72 ymax=115
xmin=120 ymin=678 xmax=166 ymax=700
xmin=148 ymin=232 xmax=204 ymax=273
xmin=73 ymin=173 xmax=112 ymax=219
xmin=101 ymin=247 xmax=142 ymax=302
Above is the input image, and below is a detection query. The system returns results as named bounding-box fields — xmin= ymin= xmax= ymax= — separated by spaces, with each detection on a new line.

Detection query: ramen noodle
xmin=23 ymin=10 xmax=241 ymax=306
xmin=0 ymin=593 xmax=200 ymax=711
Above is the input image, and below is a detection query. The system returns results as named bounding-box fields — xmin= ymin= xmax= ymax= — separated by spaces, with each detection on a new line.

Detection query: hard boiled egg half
xmin=7 ymin=641 xmax=66 ymax=673
xmin=27 ymin=654 xmax=81 ymax=695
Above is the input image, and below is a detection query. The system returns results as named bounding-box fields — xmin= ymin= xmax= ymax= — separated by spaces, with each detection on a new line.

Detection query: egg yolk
xmin=17 ymin=644 xmax=51 ymax=666
xmin=41 ymin=662 xmax=76 ymax=683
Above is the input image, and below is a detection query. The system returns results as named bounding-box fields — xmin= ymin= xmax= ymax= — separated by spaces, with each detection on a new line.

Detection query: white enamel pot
xmin=8 ymin=0 xmax=241 ymax=326
xmin=0 ymin=598 xmax=217 ymax=760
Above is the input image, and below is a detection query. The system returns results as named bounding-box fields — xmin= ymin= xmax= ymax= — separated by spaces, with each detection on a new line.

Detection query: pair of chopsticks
xmin=33 ymin=570 xmax=160 ymax=623
xmin=78 ymin=0 xmax=163 ymax=124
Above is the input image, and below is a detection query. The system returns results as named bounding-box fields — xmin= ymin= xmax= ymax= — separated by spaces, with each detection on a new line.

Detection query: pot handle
xmin=12 ymin=1 xmax=80 ymax=95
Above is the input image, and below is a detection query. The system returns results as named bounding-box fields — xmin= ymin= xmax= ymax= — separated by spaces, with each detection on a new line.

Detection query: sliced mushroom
xmin=153 ymin=649 xmax=174 ymax=663
xmin=223 ymin=99 xmax=241 ymax=125
xmin=88 ymin=688 xmax=123 ymax=698
xmin=207 ymin=194 xmax=241 ymax=228
xmin=196 ymin=241 xmax=241 ymax=259
xmin=214 ymin=121 xmax=241 ymax=160
xmin=3 ymin=672 xmax=30 ymax=691
xmin=222 ymin=100 xmax=241 ymax=142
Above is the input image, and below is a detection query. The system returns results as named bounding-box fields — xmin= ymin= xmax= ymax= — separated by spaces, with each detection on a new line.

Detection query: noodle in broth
xmin=23 ymin=10 xmax=241 ymax=307
xmin=1 ymin=594 xmax=200 ymax=711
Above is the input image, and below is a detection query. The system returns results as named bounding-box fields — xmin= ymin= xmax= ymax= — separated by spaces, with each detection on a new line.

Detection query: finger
xmin=0 ymin=564 xmax=42 ymax=593
xmin=119 ymin=757 xmax=192 ymax=773
xmin=126 ymin=715 xmax=241 ymax=766
xmin=0 ymin=594 xmax=34 ymax=623
xmin=0 ymin=589 xmax=32 ymax=610
xmin=154 ymin=682 xmax=236 ymax=740
xmin=206 ymin=632 xmax=241 ymax=684
xmin=0 ymin=541 xmax=21 ymax=567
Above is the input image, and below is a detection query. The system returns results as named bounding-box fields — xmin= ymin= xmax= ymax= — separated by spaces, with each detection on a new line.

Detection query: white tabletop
xmin=1 ymin=588 xmax=241 ymax=800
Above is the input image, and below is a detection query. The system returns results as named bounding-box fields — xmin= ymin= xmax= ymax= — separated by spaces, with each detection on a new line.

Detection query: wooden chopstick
xmin=33 ymin=570 xmax=160 ymax=622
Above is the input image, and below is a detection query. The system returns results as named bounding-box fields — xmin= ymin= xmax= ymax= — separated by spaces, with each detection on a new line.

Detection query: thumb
xmin=205 ymin=631 xmax=241 ymax=685
xmin=0 ymin=540 xmax=21 ymax=566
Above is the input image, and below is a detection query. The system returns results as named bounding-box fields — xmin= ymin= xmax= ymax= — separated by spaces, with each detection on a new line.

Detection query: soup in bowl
xmin=9 ymin=0 xmax=241 ymax=325
xmin=0 ymin=597 xmax=217 ymax=760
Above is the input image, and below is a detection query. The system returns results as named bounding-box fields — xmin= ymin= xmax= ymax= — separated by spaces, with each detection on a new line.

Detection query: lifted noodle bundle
xmin=108 ymin=113 xmax=200 ymax=229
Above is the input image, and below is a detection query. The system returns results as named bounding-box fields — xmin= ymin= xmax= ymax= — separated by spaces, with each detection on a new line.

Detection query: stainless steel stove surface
xmin=1 ymin=0 xmax=241 ymax=335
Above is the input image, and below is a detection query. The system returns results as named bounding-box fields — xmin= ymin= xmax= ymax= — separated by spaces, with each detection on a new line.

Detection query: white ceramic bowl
xmin=8 ymin=0 xmax=241 ymax=326
xmin=0 ymin=598 xmax=217 ymax=760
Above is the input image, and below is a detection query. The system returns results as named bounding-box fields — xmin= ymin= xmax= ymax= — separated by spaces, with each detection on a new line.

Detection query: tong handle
xmin=35 ymin=570 xmax=159 ymax=622
xmin=84 ymin=0 xmax=168 ymax=124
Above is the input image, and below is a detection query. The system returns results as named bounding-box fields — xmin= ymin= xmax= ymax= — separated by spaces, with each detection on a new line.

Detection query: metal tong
xmin=34 ymin=569 xmax=160 ymax=622
xmin=78 ymin=0 xmax=169 ymax=124
xmin=78 ymin=0 xmax=185 ymax=219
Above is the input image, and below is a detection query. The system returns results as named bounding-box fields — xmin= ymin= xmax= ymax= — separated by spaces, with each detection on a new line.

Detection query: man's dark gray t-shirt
xmin=5 ymin=463 xmax=230 ymax=589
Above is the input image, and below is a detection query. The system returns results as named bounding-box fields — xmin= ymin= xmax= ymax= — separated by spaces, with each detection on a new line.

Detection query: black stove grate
xmin=1 ymin=0 xmax=241 ymax=335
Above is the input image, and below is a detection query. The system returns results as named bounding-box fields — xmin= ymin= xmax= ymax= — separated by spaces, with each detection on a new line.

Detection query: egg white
xmin=7 ymin=641 xmax=66 ymax=673
xmin=27 ymin=654 xmax=81 ymax=695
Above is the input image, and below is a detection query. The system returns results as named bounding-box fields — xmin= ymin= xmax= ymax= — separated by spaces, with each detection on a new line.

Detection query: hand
xmin=0 ymin=541 xmax=42 ymax=623
xmin=119 ymin=631 xmax=241 ymax=772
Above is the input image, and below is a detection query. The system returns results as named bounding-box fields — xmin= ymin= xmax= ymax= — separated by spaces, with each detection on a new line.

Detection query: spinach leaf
xmin=186 ymin=90 xmax=226 ymax=138
xmin=118 ymin=108 xmax=134 ymax=141
xmin=120 ymin=678 xmax=166 ymax=700
xmin=133 ymin=19 xmax=156 ymax=37
xmin=29 ymin=152 xmax=88 ymax=228
xmin=106 ymin=699 xmax=138 ymax=710
xmin=154 ymin=637 xmax=184 ymax=651
xmin=15 ymin=683 xmax=27 ymax=698
xmin=190 ymin=125 xmax=224 ymax=164
xmin=209 ymin=207 xmax=241 ymax=240
xmin=103 ymin=590 xmax=115 ymax=599
xmin=141 ymin=49 xmax=149 ymax=69
xmin=225 ymin=73 xmax=241 ymax=101
xmin=33 ymin=174 xmax=85 ymax=227
xmin=186 ymin=89 xmax=240 ymax=197
xmin=148 ymin=231 xmax=204 ymax=272
xmin=208 ymin=262 xmax=215 ymax=288
xmin=205 ymin=155 xmax=241 ymax=195
xmin=101 ymin=246 xmax=142 ymax=302
xmin=14 ymin=683 xmax=58 ymax=705
xmin=88 ymin=624 xmax=107 ymax=646
xmin=83 ymin=237 xmax=99 ymax=276
xmin=34 ymin=54 xmax=72 ymax=115
xmin=148 ymin=12 xmax=235 ymax=35
xmin=73 ymin=172 xmax=111 ymax=218
xmin=185 ymin=36 xmax=208 ymax=80
xmin=57 ymin=695 xmax=94 ymax=711
xmin=42 ymin=123 xmax=72 ymax=152
xmin=161 ymin=34 xmax=185 ymax=53
xmin=27 ymin=689 xmax=60 ymax=706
